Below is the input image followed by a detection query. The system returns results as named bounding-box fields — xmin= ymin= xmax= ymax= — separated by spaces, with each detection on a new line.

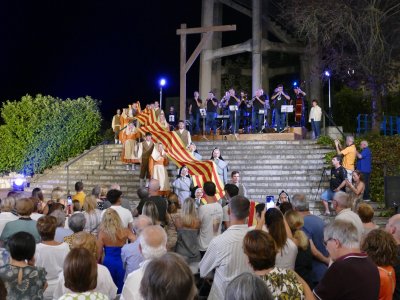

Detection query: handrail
xmin=322 ymin=109 xmax=346 ymax=139
xmin=65 ymin=140 xmax=109 ymax=195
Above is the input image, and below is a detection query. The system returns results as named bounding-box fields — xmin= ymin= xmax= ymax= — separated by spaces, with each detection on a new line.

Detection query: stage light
xmin=12 ymin=175 xmax=26 ymax=191
xmin=159 ymin=78 xmax=166 ymax=87
xmin=324 ymin=70 xmax=331 ymax=77
xmin=324 ymin=71 xmax=332 ymax=124
xmin=293 ymin=81 xmax=298 ymax=87
xmin=159 ymin=78 xmax=167 ymax=110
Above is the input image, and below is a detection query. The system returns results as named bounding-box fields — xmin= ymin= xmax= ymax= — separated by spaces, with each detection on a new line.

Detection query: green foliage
xmin=320 ymin=134 xmax=400 ymax=203
xmin=0 ymin=94 xmax=101 ymax=174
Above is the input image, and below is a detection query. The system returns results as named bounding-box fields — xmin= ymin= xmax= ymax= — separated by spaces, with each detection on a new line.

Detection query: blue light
xmin=14 ymin=178 xmax=24 ymax=186
xmin=293 ymin=81 xmax=298 ymax=87
xmin=324 ymin=70 xmax=331 ymax=77
xmin=159 ymin=78 xmax=166 ymax=87
xmin=12 ymin=175 xmax=26 ymax=191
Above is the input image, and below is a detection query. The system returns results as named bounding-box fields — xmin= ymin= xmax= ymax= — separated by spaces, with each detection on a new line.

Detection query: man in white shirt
xmin=199 ymin=195 xmax=253 ymax=300
xmin=198 ymin=182 xmax=223 ymax=257
xmin=333 ymin=191 xmax=363 ymax=240
xmin=309 ymin=99 xmax=322 ymax=139
xmin=120 ymin=225 xmax=167 ymax=300
xmin=101 ymin=189 xmax=133 ymax=229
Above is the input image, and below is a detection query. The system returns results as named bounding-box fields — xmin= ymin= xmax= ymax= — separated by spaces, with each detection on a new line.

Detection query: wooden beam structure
xmin=176 ymin=23 xmax=236 ymax=121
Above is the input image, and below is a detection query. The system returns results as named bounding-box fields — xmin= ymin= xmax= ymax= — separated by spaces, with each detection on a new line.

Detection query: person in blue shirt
xmin=356 ymin=140 xmax=372 ymax=200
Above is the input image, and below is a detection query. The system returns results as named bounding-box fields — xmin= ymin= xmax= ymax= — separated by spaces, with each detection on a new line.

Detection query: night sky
xmin=0 ymin=0 xmax=251 ymax=121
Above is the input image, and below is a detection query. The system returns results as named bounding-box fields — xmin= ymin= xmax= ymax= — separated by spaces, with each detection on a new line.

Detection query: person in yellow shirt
xmin=335 ymin=136 xmax=356 ymax=181
xmin=72 ymin=181 xmax=86 ymax=207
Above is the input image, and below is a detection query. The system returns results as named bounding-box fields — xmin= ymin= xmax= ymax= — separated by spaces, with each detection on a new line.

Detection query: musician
xmin=293 ymin=86 xmax=307 ymax=127
xmin=188 ymin=91 xmax=202 ymax=135
xmin=205 ymin=91 xmax=218 ymax=135
xmin=227 ymin=88 xmax=241 ymax=134
xmin=251 ymin=89 xmax=268 ymax=133
xmin=239 ymin=91 xmax=250 ymax=133
xmin=271 ymin=84 xmax=290 ymax=132
xmin=219 ymin=91 xmax=230 ymax=133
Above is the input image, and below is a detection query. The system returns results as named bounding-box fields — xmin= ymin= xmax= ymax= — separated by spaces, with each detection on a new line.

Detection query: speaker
xmin=385 ymin=176 xmax=400 ymax=208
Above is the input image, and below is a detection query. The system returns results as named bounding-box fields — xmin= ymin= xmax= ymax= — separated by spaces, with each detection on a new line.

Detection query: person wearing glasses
xmin=314 ymin=220 xmax=379 ymax=300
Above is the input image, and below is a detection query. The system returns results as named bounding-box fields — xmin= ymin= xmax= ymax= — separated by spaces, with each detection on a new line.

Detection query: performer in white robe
xmin=149 ymin=143 xmax=170 ymax=195
xmin=211 ymin=148 xmax=228 ymax=184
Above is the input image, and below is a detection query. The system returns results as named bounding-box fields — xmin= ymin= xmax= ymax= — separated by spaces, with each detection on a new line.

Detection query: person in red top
xmin=314 ymin=220 xmax=379 ymax=300
xmin=362 ymin=229 xmax=397 ymax=300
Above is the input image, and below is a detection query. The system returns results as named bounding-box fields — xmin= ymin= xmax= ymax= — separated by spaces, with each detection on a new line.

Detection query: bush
xmin=0 ymin=94 xmax=101 ymax=174
xmin=318 ymin=134 xmax=400 ymax=202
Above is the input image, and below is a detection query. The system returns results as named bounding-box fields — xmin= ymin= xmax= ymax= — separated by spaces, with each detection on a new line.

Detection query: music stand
xmin=199 ymin=108 xmax=208 ymax=140
xmin=280 ymin=105 xmax=293 ymax=133
xmin=229 ymin=105 xmax=239 ymax=135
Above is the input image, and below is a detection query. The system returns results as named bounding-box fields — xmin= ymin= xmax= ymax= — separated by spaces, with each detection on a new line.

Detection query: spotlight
xmin=159 ymin=78 xmax=166 ymax=87
xmin=324 ymin=70 xmax=331 ymax=77
xmin=12 ymin=176 xmax=26 ymax=191
xmin=293 ymin=81 xmax=298 ymax=87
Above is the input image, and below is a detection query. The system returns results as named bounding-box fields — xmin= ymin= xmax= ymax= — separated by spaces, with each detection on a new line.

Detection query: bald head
xmin=139 ymin=225 xmax=167 ymax=260
xmin=386 ymin=214 xmax=400 ymax=244
xmin=133 ymin=215 xmax=153 ymax=236
xmin=148 ymin=179 xmax=160 ymax=195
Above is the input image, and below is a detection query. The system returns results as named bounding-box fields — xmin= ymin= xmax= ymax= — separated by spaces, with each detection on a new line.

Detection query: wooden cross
xmin=176 ymin=23 xmax=236 ymax=120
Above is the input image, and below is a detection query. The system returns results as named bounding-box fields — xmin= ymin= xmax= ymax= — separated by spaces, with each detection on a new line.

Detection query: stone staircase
xmin=25 ymin=139 xmax=389 ymax=226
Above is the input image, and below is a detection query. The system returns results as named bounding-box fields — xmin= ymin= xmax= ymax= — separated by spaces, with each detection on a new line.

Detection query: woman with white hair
xmin=0 ymin=196 xmax=18 ymax=236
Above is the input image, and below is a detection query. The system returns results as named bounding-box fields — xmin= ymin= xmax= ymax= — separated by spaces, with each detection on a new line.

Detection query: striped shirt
xmin=199 ymin=224 xmax=252 ymax=300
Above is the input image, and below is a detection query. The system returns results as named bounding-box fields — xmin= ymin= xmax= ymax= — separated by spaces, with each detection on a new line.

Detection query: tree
xmin=283 ymin=0 xmax=400 ymax=132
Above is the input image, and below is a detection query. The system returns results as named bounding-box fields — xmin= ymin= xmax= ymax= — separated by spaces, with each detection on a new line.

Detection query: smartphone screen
xmin=265 ymin=195 xmax=275 ymax=210
xmin=67 ymin=196 xmax=72 ymax=206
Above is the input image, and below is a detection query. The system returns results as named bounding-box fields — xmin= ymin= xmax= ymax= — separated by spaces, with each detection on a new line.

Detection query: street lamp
xmin=159 ymin=78 xmax=166 ymax=109
xmin=324 ymin=70 xmax=332 ymax=124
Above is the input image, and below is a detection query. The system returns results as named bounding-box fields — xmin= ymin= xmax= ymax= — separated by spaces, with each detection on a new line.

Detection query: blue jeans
xmin=206 ymin=112 xmax=217 ymax=135
xmin=222 ymin=108 xmax=229 ymax=131
xmin=252 ymin=111 xmax=264 ymax=132
xmin=311 ymin=119 xmax=321 ymax=138
xmin=189 ymin=114 xmax=200 ymax=134
xmin=275 ymin=109 xmax=286 ymax=132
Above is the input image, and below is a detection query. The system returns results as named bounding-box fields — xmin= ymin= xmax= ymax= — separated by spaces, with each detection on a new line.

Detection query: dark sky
xmin=0 ymin=0 xmax=251 ymax=121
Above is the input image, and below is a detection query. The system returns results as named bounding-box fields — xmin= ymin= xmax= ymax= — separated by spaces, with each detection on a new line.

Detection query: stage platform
xmin=191 ymin=127 xmax=307 ymax=142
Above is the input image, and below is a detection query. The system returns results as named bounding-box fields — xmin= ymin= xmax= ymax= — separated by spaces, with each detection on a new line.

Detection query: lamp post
xmin=324 ymin=70 xmax=332 ymax=125
xmin=159 ymin=78 xmax=166 ymax=110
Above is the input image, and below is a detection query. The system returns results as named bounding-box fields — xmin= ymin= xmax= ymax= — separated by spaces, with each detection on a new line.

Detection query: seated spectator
xmin=58 ymin=248 xmax=107 ymax=299
xmin=42 ymin=187 xmax=67 ymax=215
xmin=0 ymin=198 xmax=41 ymax=244
xmin=345 ymin=170 xmax=365 ymax=211
xmin=225 ymin=272 xmax=273 ymax=300
xmin=0 ymin=232 xmax=47 ymax=299
xmin=279 ymin=201 xmax=293 ymax=215
xmin=121 ymin=225 xmax=167 ymax=300
xmin=314 ymin=220 xmax=380 ymax=299
xmin=72 ymin=200 xmax=81 ymax=213
xmin=101 ymin=189 xmax=134 ymax=229
xmin=142 ymin=201 xmax=160 ymax=226
xmin=82 ymin=195 xmax=102 ymax=236
xmin=72 ymin=181 xmax=86 ymax=207
xmin=91 ymin=185 xmax=104 ymax=210
xmin=243 ymin=230 xmax=312 ymax=299
xmin=357 ymin=203 xmax=379 ymax=239
xmin=48 ymin=202 xmax=66 ymax=216
xmin=285 ymin=210 xmax=313 ymax=288
xmin=291 ymin=193 xmax=329 ymax=287
xmin=333 ymin=191 xmax=364 ymax=240
xmin=29 ymin=196 xmax=44 ymax=221
xmin=121 ymin=215 xmax=153 ymax=278
xmin=362 ymin=229 xmax=397 ymax=300
xmin=139 ymin=253 xmax=197 ymax=300
xmin=35 ymin=215 xmax=70 ymax=299
xmin=31 ymin=187 xmax=45 ymax=214
xmin=0 ymin=196 xmax=18 ymax=236
xmin=98 ymin=208 xmax=136 ymax=294
xmin=257 ymin=208 xmax=297 ymax=270
xmin=166 ymin=193 xmax=181 ymax=251
xmin=136 ymin=179 xmax=168 ymax=226
xmin=63 ymin=213 xmax=86 ymax=248
xmin=175 ymin=197 xmax=201 ymax=263
xmin=53 ymin=232 xmax=117 ymax=299
xmin=50 ymin=209 xmax=73 ymax=243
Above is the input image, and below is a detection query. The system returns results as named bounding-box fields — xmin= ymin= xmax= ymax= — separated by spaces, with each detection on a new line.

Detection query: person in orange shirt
xmin=362 ymin=229 xmax=397 ymax=300
xmin=72 ymin=181 xmax=86 ymax=207
xmin=335 ymin=135 xmax=356 ymax=181
xmin=121 ymin=123 xmax=141 ymax=171
xmin=119 ymin=108 xmax=130 ymax=142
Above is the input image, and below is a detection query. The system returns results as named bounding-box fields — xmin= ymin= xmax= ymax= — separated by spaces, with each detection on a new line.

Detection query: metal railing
xmin=64 ymin=140 xmax=109 ymax=194
xmin=322 ymin=109 xmax=346 ymax=139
